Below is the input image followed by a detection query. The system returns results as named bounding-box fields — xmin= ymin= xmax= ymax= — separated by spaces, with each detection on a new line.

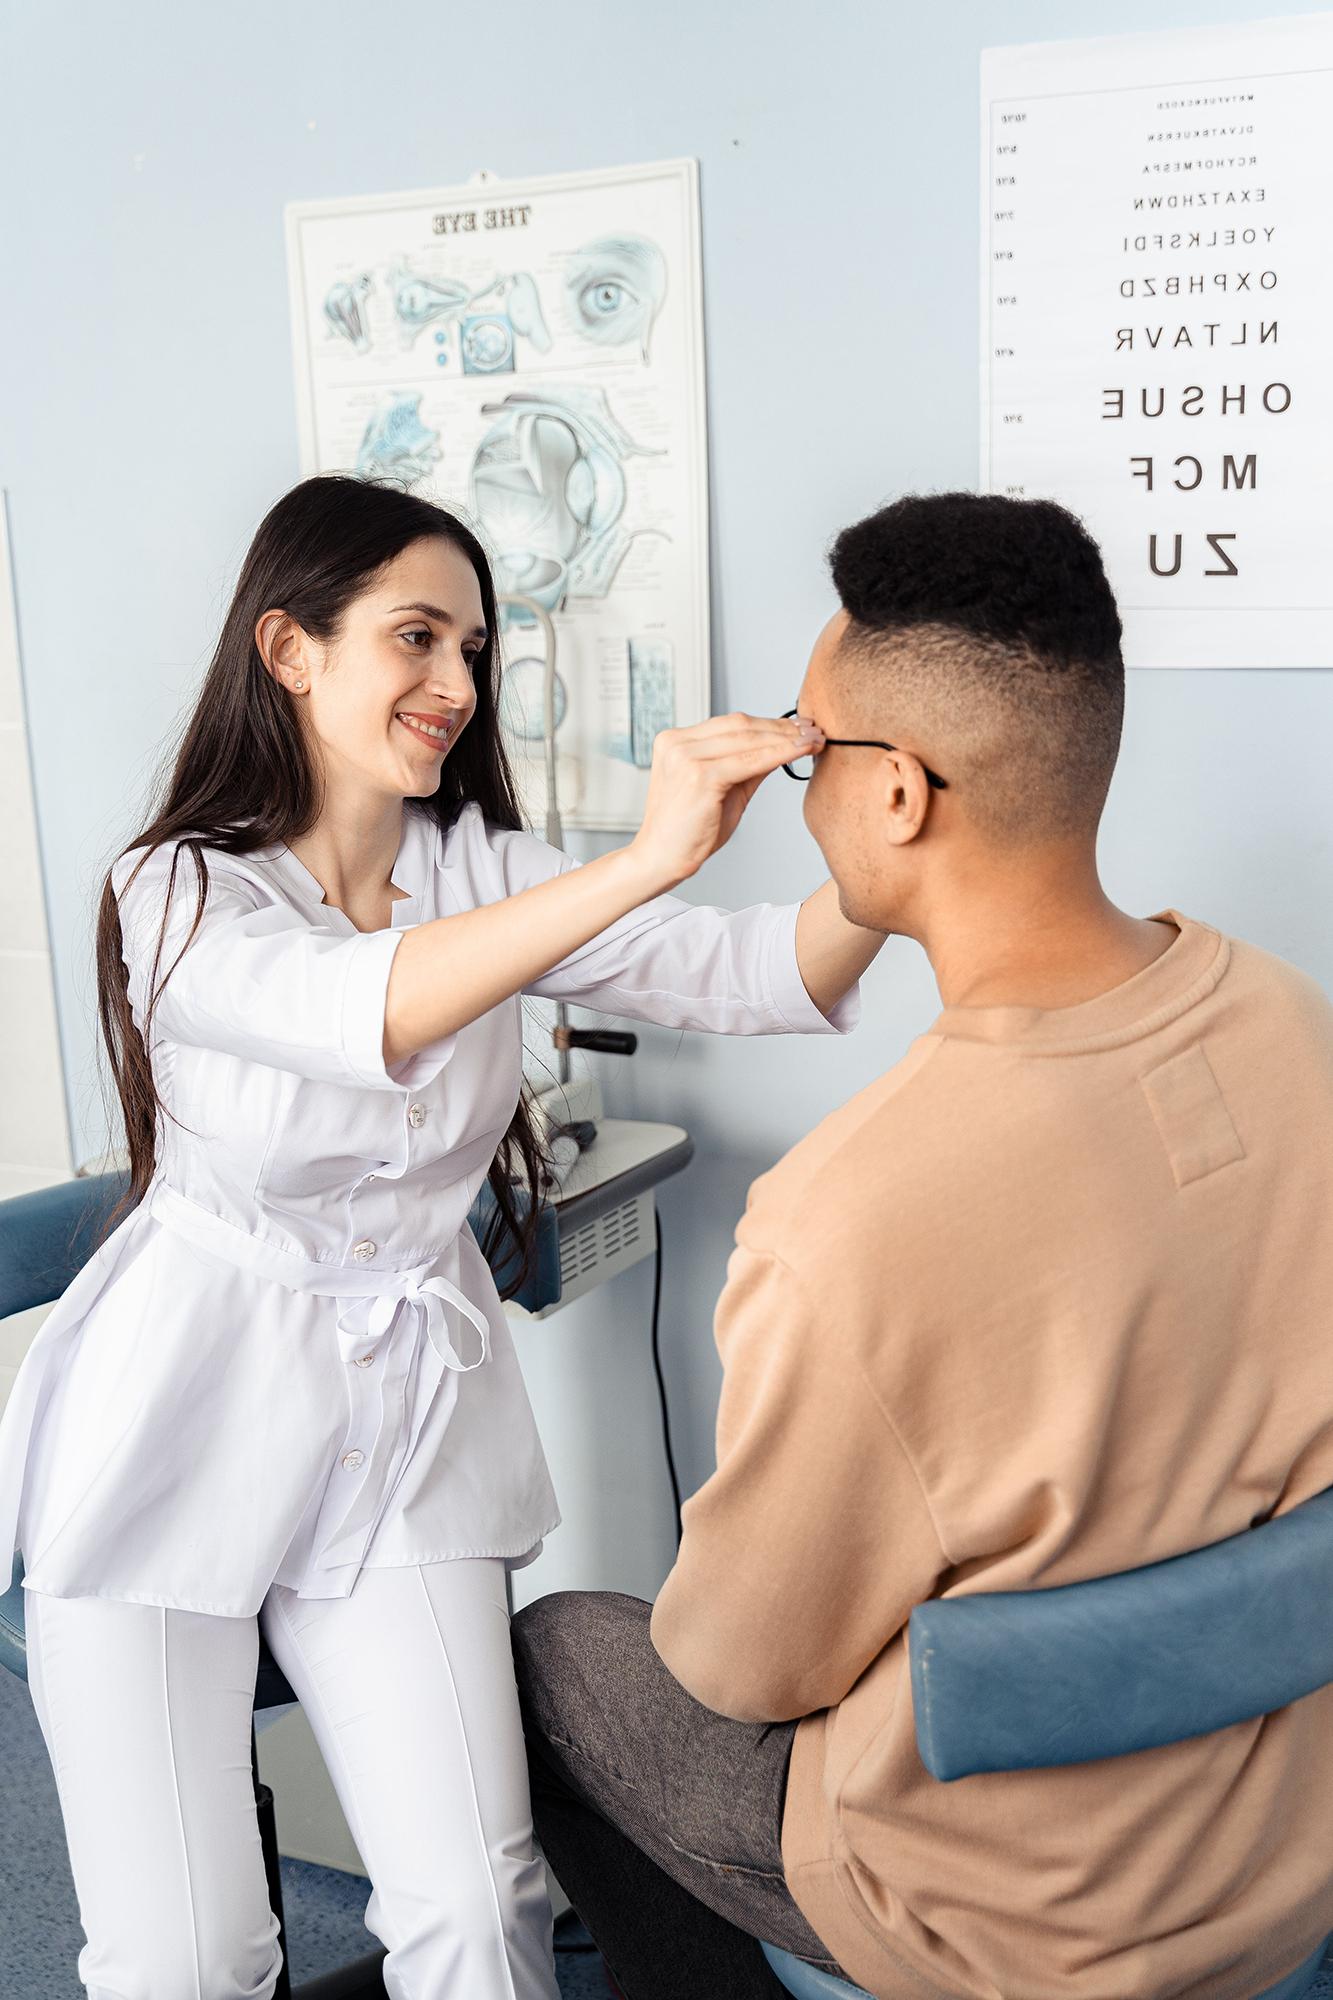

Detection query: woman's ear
xmin=256 ymin=610 xmax=310 ymax=693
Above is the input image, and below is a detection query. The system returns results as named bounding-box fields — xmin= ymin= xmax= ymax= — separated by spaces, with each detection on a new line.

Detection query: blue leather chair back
xmin=908 ymin=1484 xmax=1333 ymax=1780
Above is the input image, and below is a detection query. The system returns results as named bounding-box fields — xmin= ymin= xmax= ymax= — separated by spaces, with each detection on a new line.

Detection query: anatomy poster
xmin=981 ymin=14 xmax=1333 ymax=668
xmin=286 ymin=159 xmax=708 ymax=827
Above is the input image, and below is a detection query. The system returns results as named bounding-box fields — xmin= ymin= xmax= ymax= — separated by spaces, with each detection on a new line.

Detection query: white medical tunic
xmin=0 ymin=801 xmax=858 ymax=1617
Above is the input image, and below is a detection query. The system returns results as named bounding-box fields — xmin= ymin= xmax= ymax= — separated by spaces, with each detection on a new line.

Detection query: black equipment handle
xmin=553 ymin=1027 xmax=639 ymax=1057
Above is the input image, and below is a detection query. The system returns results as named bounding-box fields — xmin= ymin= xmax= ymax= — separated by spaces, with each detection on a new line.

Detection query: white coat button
xmin=353 ymin=1352 xmax=376 ymax=1368
xmin=366 ymin=1172 xmax=377 ymax=1181
xmin=341 ymin=1450 xmax=365 ymax=1470
xmin=351 ymin=1239 xmax=376 ymax=1262
xmin=407 ymin=1103 xmax=426 ymax=1128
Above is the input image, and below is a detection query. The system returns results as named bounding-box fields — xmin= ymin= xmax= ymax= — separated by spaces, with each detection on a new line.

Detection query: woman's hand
xmin=628 ymin=712 xmax=824 ymax=895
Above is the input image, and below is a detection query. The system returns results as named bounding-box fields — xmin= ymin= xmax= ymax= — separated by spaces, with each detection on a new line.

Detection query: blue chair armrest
xmin=0 ymin=1172 xmax=130 ymax=1320
xmin=0 ymin=1553 xmax=25 ymax=1681
xmin=908 ymin=1484 xmax=1333 ymax=1780
xmin=760 ymin=1942 xmax=873 ymax=1997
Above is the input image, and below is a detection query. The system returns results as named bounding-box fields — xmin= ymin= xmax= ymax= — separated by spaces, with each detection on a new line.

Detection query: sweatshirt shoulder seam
xmin=740 ymin=1245 xmax=955 ymax=1570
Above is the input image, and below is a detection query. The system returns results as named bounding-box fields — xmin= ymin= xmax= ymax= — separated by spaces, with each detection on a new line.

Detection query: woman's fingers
xmin=658 ymin=714 xmax=822 ymax=777
xmin=692 ymin=745 xmax=806 ymax=790
xmin=669 ymin=711 xmax=820 ymax=751
xmin=628 ymin=713 xmax=824 ymax=890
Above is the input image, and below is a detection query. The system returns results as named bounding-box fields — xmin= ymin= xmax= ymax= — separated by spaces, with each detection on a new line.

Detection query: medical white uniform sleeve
xmin=486 ymin=823 xmax=862 ymax=1038
xmin=113 ymin=843 xmax=433 ymax=1091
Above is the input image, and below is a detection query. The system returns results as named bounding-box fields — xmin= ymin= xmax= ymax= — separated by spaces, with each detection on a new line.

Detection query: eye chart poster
xmin=286 ymin=159 xmax=709 ymax=828
xmin=981 ymin=14 xmax=1333 ymax=668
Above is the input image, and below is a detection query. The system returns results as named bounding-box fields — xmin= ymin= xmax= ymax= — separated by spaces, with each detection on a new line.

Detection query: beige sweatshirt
xmin=651 ymin=911 xmax=1333 ymax=2000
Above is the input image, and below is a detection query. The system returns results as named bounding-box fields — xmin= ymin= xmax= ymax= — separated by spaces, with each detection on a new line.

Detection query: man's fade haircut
xmin=828 ymin=492 xmax=1125 ymax=844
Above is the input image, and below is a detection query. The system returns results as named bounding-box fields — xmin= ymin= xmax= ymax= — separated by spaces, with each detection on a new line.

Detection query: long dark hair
xmin=94 ymin=474 xmax=548 ymax=1294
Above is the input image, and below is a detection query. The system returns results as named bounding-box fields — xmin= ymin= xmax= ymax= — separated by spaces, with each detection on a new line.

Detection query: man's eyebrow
xmin=386 ymin=601 xmax=488 ymax=640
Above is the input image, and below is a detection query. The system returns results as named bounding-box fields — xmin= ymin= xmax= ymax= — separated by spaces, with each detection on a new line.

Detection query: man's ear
xmin=880 ymin=750 xmax=933 ymax=847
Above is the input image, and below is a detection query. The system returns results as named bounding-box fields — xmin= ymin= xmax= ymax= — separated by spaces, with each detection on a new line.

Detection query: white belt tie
xmin=334 ymin=1274 xmax=489 ymax=1373
xmin=146 ymin=1180 xmax=493 ymax=1376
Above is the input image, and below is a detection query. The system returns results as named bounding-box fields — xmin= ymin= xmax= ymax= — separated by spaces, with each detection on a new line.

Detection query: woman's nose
xmin=426 ymin=659 xmax=477 ymax=705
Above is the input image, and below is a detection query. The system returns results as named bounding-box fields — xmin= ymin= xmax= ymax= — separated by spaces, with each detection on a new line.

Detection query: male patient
xmin=511 ymin=493 xmax=1333 ymax=2000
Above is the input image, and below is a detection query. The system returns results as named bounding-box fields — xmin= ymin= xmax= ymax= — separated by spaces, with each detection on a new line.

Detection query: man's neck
xmin=926 ymin=888 xmax=1179 ymax=1013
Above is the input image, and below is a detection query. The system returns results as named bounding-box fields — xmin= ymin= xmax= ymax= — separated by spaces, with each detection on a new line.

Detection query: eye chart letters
xmin=981 ymin=15 xmax=1333 ymax=667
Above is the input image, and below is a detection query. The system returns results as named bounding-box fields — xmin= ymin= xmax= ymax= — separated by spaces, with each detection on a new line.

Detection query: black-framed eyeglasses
xmin=780 ymin=708 xmax=948 ymax=788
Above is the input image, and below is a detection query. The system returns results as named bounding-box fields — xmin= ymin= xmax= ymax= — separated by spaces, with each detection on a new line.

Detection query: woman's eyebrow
xmin=387 ymin=601 xmax=488 ymax=641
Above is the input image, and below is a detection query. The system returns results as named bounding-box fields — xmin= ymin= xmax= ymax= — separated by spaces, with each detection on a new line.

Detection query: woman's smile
xmin=395 ymin=709 xmax=457 ymax=753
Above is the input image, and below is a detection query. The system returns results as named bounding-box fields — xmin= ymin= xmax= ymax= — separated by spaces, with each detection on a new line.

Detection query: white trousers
xmin=23 ymin=1557 xmax=561 ymax=2000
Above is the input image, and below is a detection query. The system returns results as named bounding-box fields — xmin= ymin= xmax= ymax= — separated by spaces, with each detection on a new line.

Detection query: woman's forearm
xmin=383 ymin=845 xmax=663 ymax=1066
xmin=383 ymin=713 xmax=826 ymax=1067
xmin=794 ymin=878 xmax=887 ymax=1017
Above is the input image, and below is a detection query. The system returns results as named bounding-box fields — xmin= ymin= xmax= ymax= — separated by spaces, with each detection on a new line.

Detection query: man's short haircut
xmin=828 ymin=492 xmax=1125 ymax=844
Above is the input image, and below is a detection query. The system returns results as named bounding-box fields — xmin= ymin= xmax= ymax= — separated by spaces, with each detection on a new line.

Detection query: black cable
xmin=649 ymin=1207 xmax=683 ymax=1546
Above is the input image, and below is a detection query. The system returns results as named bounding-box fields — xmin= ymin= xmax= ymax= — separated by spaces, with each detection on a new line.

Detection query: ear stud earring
xmin=293 ymin=679 xmax=305 ymax=691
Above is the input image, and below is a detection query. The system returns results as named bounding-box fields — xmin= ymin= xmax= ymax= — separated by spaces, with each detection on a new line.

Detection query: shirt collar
xmin=927 ymin=911 xmax=1231 ymax=1056
xmin=266 ymin=805 xmax=434 ymax=923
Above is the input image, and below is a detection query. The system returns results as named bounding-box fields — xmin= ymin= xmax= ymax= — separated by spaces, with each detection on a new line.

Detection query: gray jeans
xmin=511 ymin=1590 xmax=850 ymax=2000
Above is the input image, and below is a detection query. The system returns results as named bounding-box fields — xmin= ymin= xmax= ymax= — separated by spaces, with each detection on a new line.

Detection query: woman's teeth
xmin=396 ymin=713 xmax=451 ymax=745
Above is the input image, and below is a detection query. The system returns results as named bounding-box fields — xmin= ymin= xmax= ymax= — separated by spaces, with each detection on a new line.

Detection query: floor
xmin=0 ymin=1656 xmax=611 ymax=1996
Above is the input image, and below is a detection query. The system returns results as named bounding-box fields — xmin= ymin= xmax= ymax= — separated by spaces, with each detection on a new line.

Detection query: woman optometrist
xmin=0 ymin=474 xmax=877 ymax=2000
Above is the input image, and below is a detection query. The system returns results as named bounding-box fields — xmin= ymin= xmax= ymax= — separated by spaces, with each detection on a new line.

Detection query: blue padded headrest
xmin=909 ymin=1484 xmax=1333 ymax=1780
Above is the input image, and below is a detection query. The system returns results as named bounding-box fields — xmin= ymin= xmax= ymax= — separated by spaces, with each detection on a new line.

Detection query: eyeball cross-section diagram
xmin=469 ymin=385 xmax=663 ymax=613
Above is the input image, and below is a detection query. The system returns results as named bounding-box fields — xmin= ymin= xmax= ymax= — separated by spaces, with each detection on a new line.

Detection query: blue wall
xmin=4 ymin=0 xmax=1329 ymax=1600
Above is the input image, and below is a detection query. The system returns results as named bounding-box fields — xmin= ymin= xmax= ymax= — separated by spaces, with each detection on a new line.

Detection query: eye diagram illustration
xmin=355 ymin=393 xmax=442 ymax=489
xmin=627 ymin=637 xmax=675 ymax=768
xmin=391 ymin=265 xmax=475 ymax=347
xmin=325 ymin=264 xmax=556 ymax=364
xmin=481 ymin=272 xmax=552 ymax=353
xmin=324 ymin=274 xmax=375 ymax=353
xmin=563 ymin=236 xmax=667 ymax=362
xmin=499 ymin=656 xmax=569 ymax=741
xmin=469 ymin=386 xmax=663 ymax=615
xmin=457 ymin=281 xmax=559 ymax=372
xmin=461 ymin=315 xmax=516 ymax=375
